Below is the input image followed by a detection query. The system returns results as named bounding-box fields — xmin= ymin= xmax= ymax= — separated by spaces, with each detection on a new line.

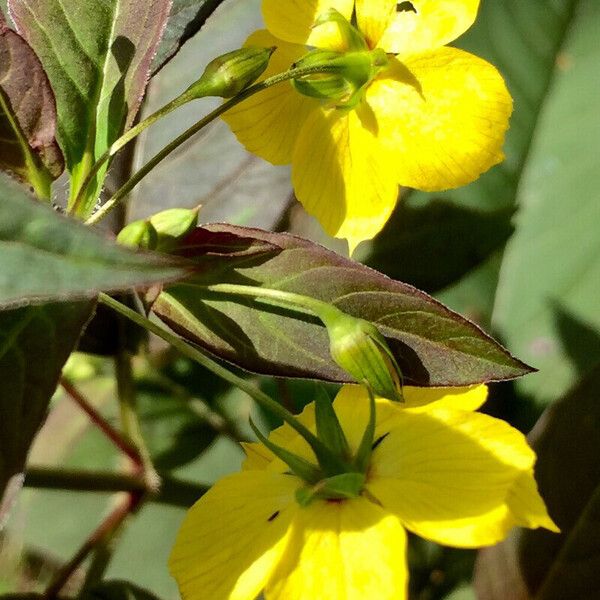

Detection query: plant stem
xmin=70 ymin=92 xmax=193 ymax=217
xmin=85 ymin=63 xmax=339 ymax=226
xmin=115 ymin=351 xmax=160 ymax=491
xmin=42 ymin=493 xmax=142 ymax=600
xmin=25 ymin=467 xmax=146 ymax=494
xmin=60 ymin=377 xmax=141 ymax=467
xmin=192 ymin=282 xmax=344 ymax=322
xmin=24 ymin=467 xmax=208 ymax=507
xmin=97 ymin=293 xmax=323 ymax=449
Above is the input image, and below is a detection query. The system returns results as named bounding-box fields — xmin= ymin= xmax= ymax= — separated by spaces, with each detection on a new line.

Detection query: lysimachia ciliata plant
xmin=0 ymin=0 xmax=559 ymax=598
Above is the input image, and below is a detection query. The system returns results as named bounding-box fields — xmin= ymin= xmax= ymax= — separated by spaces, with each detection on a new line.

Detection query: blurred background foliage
xmin=1 ymin=0 xmax=599 ymax=598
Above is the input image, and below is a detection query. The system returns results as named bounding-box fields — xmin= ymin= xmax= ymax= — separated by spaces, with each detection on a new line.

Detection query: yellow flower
xmin=222 ymin=0 xmax=513 ymax=252
xmin=169 ymin=385 xmax=556 ymax=600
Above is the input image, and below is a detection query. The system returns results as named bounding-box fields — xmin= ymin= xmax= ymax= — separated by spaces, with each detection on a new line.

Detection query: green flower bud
xmin=323 ymin=312 xmax=403 ymax=402
xmin=116 ymin=219 xmax=158 ymax=250
xmin=149 ymin=207 xmax=200 ymax=252
xmin=185 ymin=46 xmax=275 ymax=99
xmin=292 ymin=48 xmax=388 ymax=108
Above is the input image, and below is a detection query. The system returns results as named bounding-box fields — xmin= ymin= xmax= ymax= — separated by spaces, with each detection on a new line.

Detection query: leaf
xmin=152 ymin=0 xmax=227 ymax=73
xmin=490 ymin=0 xmax=600 ymax=404
xmin=359 ymin=200 xmax=514 ymax=293
xmin=0 ymin=300 xmax=93 ymax=518
xmin=8 ymin=0 xmax=172 ymax=212
xmin=474 ymin=364 xmax=600 ymax=600
xmin=152 ymin=224 xmax=531 ymax=387
xmin=0 ymin=14 xmax=63 ymax=197
xmin=0 ymin=173 xmax=188 ymax=309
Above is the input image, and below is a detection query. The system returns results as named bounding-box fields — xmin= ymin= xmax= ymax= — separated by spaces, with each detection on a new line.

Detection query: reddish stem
xmin=60 ymin=378 xmax=142 ymax=470
xmin=42 ymin=491 xmax=144 ymax=599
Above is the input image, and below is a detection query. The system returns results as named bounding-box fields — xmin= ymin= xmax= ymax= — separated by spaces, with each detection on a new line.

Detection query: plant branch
xmin=114 ymin=351 xmax=159 ymax=491
xmin=42 ymin=493 xmax=142 ymax=600
xmin=60 ymin=377 xmax=141 ymax=467
xmin=85 ymin=63 xmax=340 ymax=225
xmin=97 ymin=293 xmax=324 ymax=449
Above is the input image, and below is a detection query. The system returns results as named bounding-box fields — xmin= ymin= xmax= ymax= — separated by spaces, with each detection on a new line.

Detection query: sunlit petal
xmin=262 ymin=0 xmax=354 ymax=48
xmin=266 ymin=497 xmax=408 ymax=599
xmin=379 ymin=0 xmax=480 ymax=55
xmin=355 ymin=0 xmax=396 ymax=49
xmin=292 ymin=104 xmax=398 ymax=252
xmin=367 ymin=409 xmax=539 ymax=546
xmin=368 ymin=48 xmax=512 ymax=191
xmin=169 ymin=471 xmax=298 ymax=600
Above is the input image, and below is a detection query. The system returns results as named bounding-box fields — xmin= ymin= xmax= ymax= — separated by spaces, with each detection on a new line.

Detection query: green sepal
xmin=315 ymin=387 xmax=351 ymax=462
xmin=295 ymin=472 xmax=366 ymax=507
xmin=354 ymin=386 xmax=377 ymax=473
xmin=249 ymin=418 xmax=322 ymax=484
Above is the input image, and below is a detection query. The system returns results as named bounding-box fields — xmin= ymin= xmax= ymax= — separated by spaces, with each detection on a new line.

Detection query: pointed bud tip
xmin=325 ymin=313 xmax=403 ymax=402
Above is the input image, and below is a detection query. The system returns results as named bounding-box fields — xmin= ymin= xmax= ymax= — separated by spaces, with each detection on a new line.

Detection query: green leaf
xmin=152 ymin=225 xmax=531 ymax=387
xmin=0 ymin=173 xmax=188 ymax=309
xmin=475 ymin=364 xmax=600 ymax=600
xmin=0 ymin=14 xmax=64 ymax=198
xmin=0 ymin=301 xmax=93 ymax=515
xmin=152 ymin=0 xmax=227 ymax=73
xmin=8 ymin=0 xmax=172 ymax=212
xmin=491 ymin=0 xmax=600 ymax=404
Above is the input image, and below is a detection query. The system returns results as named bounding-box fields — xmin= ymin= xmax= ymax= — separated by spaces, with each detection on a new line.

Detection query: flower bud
xmin=292 ymin=48 xmax=388 ymax=108
xmin=324 ymin=312 xmax=403 ymax=401
xmin=149 ymin=207 xmax=200 ymax=252
xmin=116 ymin=219 xmax=158 ymax=250
xmin=185 ymin=46 xmax=275 ymax=99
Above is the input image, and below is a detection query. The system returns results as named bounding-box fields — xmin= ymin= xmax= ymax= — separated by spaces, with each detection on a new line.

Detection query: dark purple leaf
xmin=153 ymin=224 xmax=532 ymax=387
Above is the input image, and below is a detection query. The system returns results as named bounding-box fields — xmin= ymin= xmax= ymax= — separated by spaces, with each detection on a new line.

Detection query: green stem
xmin=70 ymin=90 xmax=195 ymax=216
xmin=192 ymin=282 xmax=344 ymax=323
xmin=85 ymin=63 xmax=339 ymax=226
xmin=24 ymin=467 xmax=208 ymax=508
xmin=115 ymin=351 xmax=159 ymax=491
xmin=98 ymin=293 xmax=326 ymax=453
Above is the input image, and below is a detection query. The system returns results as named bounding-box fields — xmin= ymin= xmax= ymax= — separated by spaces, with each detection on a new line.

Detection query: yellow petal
xmin=355 ymin=0 xmax=396 ymax=49
xmin=262 ymin=0 xmax=354 ymax=48
xmin=292 ymin=105 xmax=399 ymax=252
xmin=222 ymin=30 xmax=319 ymax=165
xmin=403 ymin=384 xmax=488 ymax=412
xmin=266 ymin=497 xmax=408 ymax=599
xmin=241 ymin=441 xmax=275 ymax=470
xmin=507 ymin=471 xmax=559 ymax=533
xmin=367 ymin=409 xmax=538 ymax=546
xmin=368 ymin=48 xmax=512 ymax=192
xmin=379 ymin=0 xmax=480 ymax=56
xmin=169 ymin=471 xmax=299 ymax=600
